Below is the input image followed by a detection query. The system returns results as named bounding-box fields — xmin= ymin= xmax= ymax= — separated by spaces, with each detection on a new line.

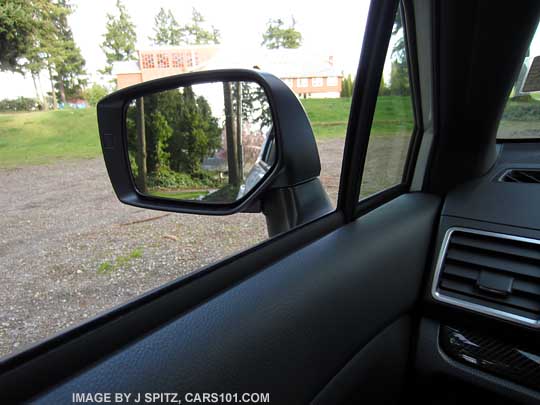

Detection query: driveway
xmin=0 ymin=138 xmax=346 ymax=357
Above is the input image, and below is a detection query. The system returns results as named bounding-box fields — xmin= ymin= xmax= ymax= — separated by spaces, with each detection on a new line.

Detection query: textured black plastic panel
xmin=443 ymin=142 xmax=540 ymax=230
xmin=440 ymin=325 xmax=540 ymax=391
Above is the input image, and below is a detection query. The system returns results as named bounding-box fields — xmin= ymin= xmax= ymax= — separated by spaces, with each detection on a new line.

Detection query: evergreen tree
xmin=149 ymin=8 xmax=183 ymax=46
xmin=0 ymin=0 xmax=59 ymax=72
xmin=389 ymin=61 xmax=409 ymax=96
xmin=340 ymin=74 xmax=354 ymax=97
xmin=127 ymin=88 xmax=221 ymax=178
xmin=261 ymin=17 xmax=302 ymax=49
xmin=388 ymin=10 xmax=410 ymax=96
xmin=1 ymin=1 xmax=75 ymax=108
xmin=232 ymin=83 xmax=272 ymax=130
xmin=18 ymin=1 xmax=85 ymax=109
xmin=51 ymin=0 xmax=87 ymax=103
xmin=149 ymin=7 xmax=220 ymax=47
xmin=180 ymin=8 xmax=221 ymax=45
xmin=100 ymin=0 xmax=137 ymax=75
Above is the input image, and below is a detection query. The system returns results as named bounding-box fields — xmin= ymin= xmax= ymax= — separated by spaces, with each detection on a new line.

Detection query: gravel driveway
xmin=0 ymin=138 xmax=345 ymax=357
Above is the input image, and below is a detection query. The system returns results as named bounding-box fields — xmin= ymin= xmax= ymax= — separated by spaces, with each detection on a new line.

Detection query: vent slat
xmin=443 ymin=263 xmax=479 ymax=281
xmin=440 ymin=279 xmax=540 ymax=313
xmin=512 ymin=280 xmax=540 ymax=298
xmin=446 ymin=248 xmax=540 ymax=280
xmin=441 ymin=267 xmax=540 ymax=299
xmin=500 ymin=169 xmax=540 ymax=184
xmin=450 ymin=235 xmax=540 ymax=262
xmin=504 ymin=174 xmax=520 ymax=182
xmin=520 ymin=171 xmax=540 ymax=183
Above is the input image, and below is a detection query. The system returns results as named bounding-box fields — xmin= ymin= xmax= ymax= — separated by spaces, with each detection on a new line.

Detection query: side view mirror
xmin=97 ymin=69 xmax=331 ymax=236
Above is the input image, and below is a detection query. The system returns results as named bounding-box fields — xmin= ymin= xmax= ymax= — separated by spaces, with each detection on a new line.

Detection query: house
xmin=254 ymin=50 xmax=343 ymax=98
xmin=112 ymin=45 xmax=220 ymax=89
xmin=113 ymin=46 xmax=343 ymax=98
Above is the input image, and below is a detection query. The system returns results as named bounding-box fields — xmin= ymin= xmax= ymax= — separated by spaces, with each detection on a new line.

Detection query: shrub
xmin=502 ymin=101 xmax=540 ymax=121
xmin=0 ymin=97 xmax=39 ymax=112
xmin=83 ymin=84 xmax=110 ymax=106
xmin=147 ymin=166 xmax=220 ymax=189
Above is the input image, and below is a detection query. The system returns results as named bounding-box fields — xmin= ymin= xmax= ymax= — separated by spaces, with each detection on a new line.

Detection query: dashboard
xmin=418 ymin=141 xmax=540 ymax=404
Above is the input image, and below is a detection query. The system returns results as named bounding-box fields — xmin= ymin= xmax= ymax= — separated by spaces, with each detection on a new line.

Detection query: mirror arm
xmin=261 ymin=178 xmax=332 ymax=237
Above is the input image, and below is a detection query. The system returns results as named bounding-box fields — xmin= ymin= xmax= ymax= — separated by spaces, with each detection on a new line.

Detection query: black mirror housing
xmin=97 ymin=69 xmax=322 ymax=216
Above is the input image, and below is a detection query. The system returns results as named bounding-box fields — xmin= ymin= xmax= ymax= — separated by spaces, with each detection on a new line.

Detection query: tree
xmin=223 ymin=83 xmax=240 ymax=186
xmin=379 ymin=76 xmax=389 ymax=96
xmin=16 ymin=1 xmax=85 ymax=109
xmin=127 ymin=87 xmax=222 ymax=181
xmin=0 ymin=0 xmax=76 ymax=109
xmin=389 ymin=61 xmax=409 ymax=96
xmin=232 ymin=83 xmax=272 ymax=130
xmin=0 ymin=0 xmax=57 ymax=72
xmin=51 ymin=0 xmax=87 ymax=104
xmin=149 ymin=7 xmax=183 ymax=46
xmin=83 ymin=83 xmax=109 ymax=106
xmin=180 ymin=8 xmax=221 ymax=45
xmin=168 ymin=86 xmax=221 ymax=174
xmin=391 ymin=11 xmax=405 ymax=64
xmin=261 ymin=17 xmax=302 ymax=49
xmin=388 ymin=10 xmax=410 ymax=96
xmin=100 ymin=0 xmax=137 ymax=75
xmin=340 ymin=74 xmax=354 ymax=97
xmin=135 ymin=98 xmax=147 ymax=193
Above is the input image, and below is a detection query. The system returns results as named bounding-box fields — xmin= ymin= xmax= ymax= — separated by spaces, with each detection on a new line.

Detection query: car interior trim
xmin=431 ymin=226 xmax=540 ymax=327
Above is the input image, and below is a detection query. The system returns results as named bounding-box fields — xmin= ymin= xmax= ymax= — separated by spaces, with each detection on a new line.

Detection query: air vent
xmin=432 ymin=228 xmax=540 ymax=327
xmin=499 ymin=169 xmax=540 ymax=184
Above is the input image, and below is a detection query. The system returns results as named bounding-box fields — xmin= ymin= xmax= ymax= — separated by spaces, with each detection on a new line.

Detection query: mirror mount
xmin=97 ymin=69 xmax=332 ymax=235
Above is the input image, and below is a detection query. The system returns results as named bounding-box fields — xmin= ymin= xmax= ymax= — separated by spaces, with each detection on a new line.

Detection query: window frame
xmin=296 ymin=78 xmax=309 ymax=88
xmin=359 ymin=0 xmax=424 ymax=216
xmin=312 ymin=77 xmax=324 ymax=87
xmin=335 ymin=0 xmax=423 ymax=222
xmin=327 ymin=76 xmax=339 ymax=86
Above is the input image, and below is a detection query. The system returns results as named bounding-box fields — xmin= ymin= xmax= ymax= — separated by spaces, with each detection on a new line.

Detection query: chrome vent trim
xmin=431 ymin=227 xmax=540 ymax=328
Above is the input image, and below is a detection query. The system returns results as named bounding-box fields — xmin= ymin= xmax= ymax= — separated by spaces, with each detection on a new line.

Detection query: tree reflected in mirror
xmin=126 ymin=81 xmax=274 ymax=203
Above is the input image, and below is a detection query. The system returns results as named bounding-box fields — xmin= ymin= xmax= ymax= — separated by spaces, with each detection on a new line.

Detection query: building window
xmin=156 ymin=53 xmax=170 ymax=68
xmin=297 ymin=78 xmax=309 ymax=88
xmin=171 ymin=53 xmax=184 ymax=69
xmin=141 ymin=53 xmax=155 ymax=69
xmin=185 ymin=52 xmax=193 ymax=68
xmin=312 ymin=77 xmax=323 ymax=87
xmin=327 ymin=76 xmax=338 ymax=86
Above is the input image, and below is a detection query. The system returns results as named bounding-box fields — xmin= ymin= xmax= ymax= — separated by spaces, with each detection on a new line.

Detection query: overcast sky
xmin=0 ymin=0 xmax=371 ymax=99
xmin=2 ymin=0 xmax=540 ymax=100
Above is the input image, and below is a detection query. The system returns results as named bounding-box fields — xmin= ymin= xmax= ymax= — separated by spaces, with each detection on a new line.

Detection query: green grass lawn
xmin=150 ymin=189 xmax=210 ymax=200
xmin=302 ymin=96 xmax=414 ymax=139
xmin=0 ymin=108 xmax=100 ymax=167
xmin=0 ymin=97 xmax=415 ymax=169
xmin=2 ymin=95 xmax=538 ymax=168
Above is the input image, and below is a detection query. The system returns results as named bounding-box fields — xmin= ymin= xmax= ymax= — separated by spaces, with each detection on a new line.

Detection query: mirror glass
xmin=126 ymin=81 xmax=274 ymax=203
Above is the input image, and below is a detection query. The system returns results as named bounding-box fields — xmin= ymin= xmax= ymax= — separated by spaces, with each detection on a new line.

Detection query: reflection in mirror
xmin=126 ymin=81 xmax=274 ymax=204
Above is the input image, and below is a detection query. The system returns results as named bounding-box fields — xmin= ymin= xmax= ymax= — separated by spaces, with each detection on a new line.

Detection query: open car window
xmin=497 ymin=20 xmax=540 ymax=139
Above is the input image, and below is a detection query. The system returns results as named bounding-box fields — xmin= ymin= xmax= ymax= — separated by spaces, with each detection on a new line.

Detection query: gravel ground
xmin=0 ymin=138 xmax=345 ymax=357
